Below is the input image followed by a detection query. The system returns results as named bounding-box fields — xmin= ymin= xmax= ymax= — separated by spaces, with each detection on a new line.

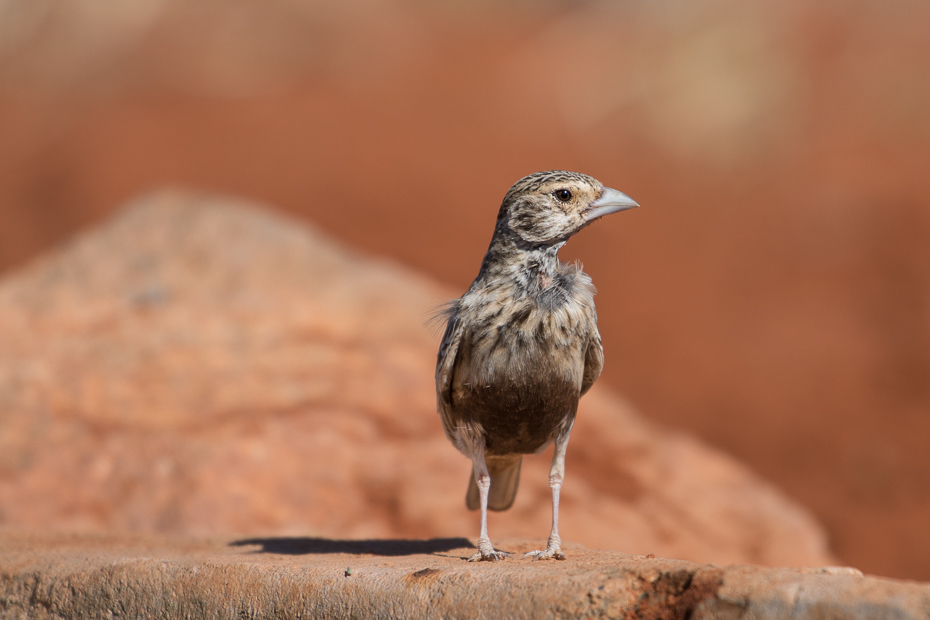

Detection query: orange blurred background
xmin=1 ymin=0 xmax=929 ymax=579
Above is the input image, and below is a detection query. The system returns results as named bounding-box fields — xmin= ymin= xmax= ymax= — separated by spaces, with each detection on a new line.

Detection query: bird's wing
xmin=580 ymin=330 xmax=604 ymax=396
xmin=435 ymin=303 xmax=465 ymax=422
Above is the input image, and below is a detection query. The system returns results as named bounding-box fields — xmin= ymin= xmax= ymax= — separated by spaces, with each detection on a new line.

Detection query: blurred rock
xmin=0 ymin=191 xmax=832 ymax=567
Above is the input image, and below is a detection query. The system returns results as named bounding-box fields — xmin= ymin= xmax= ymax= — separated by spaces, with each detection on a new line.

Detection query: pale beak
xmin=586 ymin=187 xmax=639 ymax=221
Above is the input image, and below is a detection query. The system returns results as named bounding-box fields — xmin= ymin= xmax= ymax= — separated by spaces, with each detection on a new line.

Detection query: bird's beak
xmin=586 ymin=187 xmax=640 ymax=221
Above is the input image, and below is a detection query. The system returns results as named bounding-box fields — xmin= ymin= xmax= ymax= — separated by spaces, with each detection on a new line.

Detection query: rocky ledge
xmin=2 ymin=532 xmax=925 ymax=619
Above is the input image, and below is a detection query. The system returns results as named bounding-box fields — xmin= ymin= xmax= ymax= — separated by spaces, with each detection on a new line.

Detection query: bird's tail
xmin=466 ymin=455 xmax=523 ymax=512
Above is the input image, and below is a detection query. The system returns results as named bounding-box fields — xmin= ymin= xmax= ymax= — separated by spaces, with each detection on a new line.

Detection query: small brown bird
xmin=435 ymin=170 xmax=639 ymax=561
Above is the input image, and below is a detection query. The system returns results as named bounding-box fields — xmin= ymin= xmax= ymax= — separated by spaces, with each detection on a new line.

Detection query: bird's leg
xmin=525 ymin=421 xmax=573 ymax=561
xmin=468 ymin=450 xmax=512 ymax=562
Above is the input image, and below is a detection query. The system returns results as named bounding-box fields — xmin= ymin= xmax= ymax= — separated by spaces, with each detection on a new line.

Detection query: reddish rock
xmin=2 ymin=532 xmax=920 ymax=620
xmin=0 ymin=192 xmax=831 ymax=567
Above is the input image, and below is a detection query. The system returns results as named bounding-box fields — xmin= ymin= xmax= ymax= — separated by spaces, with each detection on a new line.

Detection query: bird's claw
xmin=523 ymin=548 xmax=566 ymax=561
xmin=467 ymin=549 xmax=512 ymax=562
xmin=468 ymin=550 xmax=513 ymax=562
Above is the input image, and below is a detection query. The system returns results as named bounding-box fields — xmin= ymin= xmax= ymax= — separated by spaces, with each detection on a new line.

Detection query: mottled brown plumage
xmin=435 ymin=170 xmax=639 ymax=561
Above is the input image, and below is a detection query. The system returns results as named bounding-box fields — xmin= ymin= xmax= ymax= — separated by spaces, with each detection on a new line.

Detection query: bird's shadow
xmin=230 ymin=537 xmax=475 ymax=557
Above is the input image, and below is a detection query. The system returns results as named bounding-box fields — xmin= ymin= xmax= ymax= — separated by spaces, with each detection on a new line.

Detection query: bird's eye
xmin=555 ymin=189 xmax=573 ymax=202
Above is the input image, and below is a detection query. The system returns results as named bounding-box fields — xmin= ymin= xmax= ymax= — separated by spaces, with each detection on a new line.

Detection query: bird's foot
xmin=467 ymin=549 xmax=512 ymax=562
xmin=468 ymin=539 xmax=512 ymax=562
xmin=523 ymin=546 xmax=566 ymax=561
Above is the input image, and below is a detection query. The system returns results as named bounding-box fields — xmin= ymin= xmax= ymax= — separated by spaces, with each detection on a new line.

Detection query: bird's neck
xmin=476 ymin=233 xmax=565 ymax=289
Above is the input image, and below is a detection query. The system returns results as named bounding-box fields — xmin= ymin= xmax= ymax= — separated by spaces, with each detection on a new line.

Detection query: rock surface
xmin=2 ymin=532 xmax=921 ymax=620
xmin=0 ymin=192 xmax=831 ymax=567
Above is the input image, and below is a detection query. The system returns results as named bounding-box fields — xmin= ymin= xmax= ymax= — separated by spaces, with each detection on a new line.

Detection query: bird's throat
xmin=478 ymin=236 xmax=564 ymax=293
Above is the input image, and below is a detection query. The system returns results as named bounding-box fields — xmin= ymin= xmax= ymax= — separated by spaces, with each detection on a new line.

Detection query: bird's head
xmin=497 ymin=170 xmax=639 ymax=247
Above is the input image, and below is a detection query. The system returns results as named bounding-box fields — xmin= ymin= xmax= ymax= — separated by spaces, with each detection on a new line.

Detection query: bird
xmin=434 ymin=170 xmax=639 ymax=562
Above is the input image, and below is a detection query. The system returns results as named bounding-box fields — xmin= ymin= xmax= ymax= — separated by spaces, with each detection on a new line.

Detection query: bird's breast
xmin=450 ymin=294 xmax=593 ymax=455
